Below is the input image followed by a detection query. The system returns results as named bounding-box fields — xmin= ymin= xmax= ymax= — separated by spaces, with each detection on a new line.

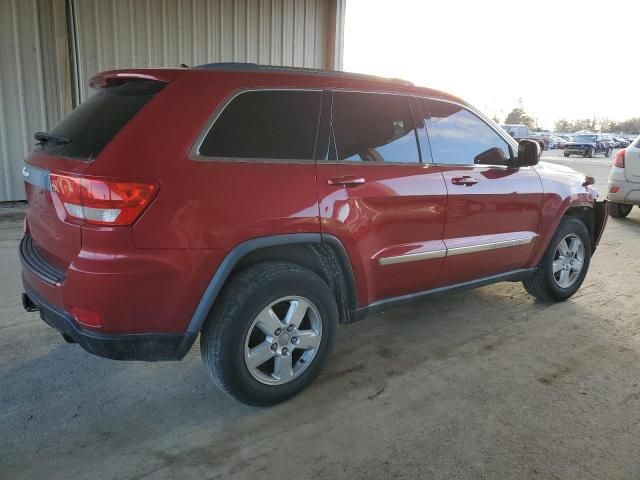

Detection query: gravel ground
xmin=2 ymin=156 xmax=639 ymax=479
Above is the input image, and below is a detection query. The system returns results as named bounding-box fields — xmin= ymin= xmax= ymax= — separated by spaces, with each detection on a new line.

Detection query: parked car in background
xmin=564 ymin=134 xmax=613 ymax=158
xmin=554 ymin=136 xmax=570 ymax=149
xmin=20 ymin=64 xmax=608 ymax=405
xmin=614 ymin=137 xmax=630 ymax=148
xmin=607 ymin=136 xmax=640 ymax=217
xmin=548 ymin=135 xmax=568 ymax=149
xmin=501 ymin=124 xmax=548 ymax=152
xmin=601 ymin=135 xmax=616 ymax=149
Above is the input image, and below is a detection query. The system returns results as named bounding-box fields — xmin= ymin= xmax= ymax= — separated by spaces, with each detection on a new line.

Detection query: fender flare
xmin=528 ymin=199 xmax=596 ymax=267
xmin=185 ymin=233 xmax=358 ymax=333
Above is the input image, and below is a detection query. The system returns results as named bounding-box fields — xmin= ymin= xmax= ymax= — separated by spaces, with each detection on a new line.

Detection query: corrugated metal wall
xmin=0 ymin=0 xmax=344 ymax=201
xmin=71 ymin=0 xmax=338 ymax=102
xmin=0 ymin=0 xmax=70 ymax=201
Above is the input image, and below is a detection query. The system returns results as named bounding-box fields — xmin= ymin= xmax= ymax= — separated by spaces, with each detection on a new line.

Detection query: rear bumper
xmin=607 ymin=169 xmax=640 ymax=204
xmin=22 ymin=278 xmax=196 ymax=361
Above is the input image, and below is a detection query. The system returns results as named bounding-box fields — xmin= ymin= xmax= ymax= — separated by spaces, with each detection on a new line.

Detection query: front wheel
xmin=610 ymin=202 xmax=633 ymax=218
xmin=200 ymin=261 xmax=338 ymax=406
xmin=564 ymin=151 xmax=570 ymax=157
xmin=605 ymin=147 xmax=613 ymax=157
xmin=587 ymin=148 xmax=595 ymax=158
xmin=523 ymin=216 xmax=591 ymax=302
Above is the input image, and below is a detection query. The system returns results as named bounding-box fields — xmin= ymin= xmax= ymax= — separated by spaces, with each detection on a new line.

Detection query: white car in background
xmin=607 ymin=136 xmax=640 ymax=217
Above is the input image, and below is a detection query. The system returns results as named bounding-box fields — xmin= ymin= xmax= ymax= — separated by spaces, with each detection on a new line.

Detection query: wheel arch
xmin=563 ymin=205 xmax=595 ymax=242
xmin=186 ymin=234 xmax=359 ymax=333
xmin=528 ymin=200 xmax=599 ymax=268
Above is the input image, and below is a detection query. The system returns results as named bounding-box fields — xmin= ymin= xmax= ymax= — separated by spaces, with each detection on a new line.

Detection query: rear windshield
xmin=37 ymin=80 xmax=165 ymax=160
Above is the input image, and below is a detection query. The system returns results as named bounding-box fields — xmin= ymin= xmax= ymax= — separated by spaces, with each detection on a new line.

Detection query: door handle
xmin=327 ymin=176 xmax=366 ymax=187
xmin=451 ymin=176 xmax=479 ymax=186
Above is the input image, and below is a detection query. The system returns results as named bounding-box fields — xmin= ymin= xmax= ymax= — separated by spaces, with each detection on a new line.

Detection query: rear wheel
xmin=523 ymin=216 xmax=591 ymax=302
xmin=200 ymin=261 xmax=338 ymax=406
xmin=605 ymin=147 xmax=613 ymax=157
xmin=610 ymin=202 xmax=633 ymax=218
xmin=564 ymin=151 xmax=570 ymax=157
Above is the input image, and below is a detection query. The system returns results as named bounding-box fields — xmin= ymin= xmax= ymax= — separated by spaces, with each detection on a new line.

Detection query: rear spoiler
xmin=89 ymin=69 xmax=187 ymax=89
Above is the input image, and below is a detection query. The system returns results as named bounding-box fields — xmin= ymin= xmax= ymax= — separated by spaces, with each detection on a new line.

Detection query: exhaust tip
xmin=22 ymin=293 xmax=39 ymax=312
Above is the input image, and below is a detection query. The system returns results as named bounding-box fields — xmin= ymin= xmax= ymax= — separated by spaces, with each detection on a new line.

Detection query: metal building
xmin=0 ymin=0 xmax=346 ymax=201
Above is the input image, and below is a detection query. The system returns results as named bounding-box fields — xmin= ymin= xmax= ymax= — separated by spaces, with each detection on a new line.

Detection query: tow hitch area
xmin=22 ymin=293 xmax=39 ymax=312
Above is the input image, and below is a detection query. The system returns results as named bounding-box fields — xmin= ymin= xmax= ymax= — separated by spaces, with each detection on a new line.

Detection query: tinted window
xmin=199 ymin=90 xmax=321 ymax=159
xmin=426 ymin=100 xmax=511 ymax=165
xmin=332 ymin=92 xmax=420 ymax=163
xmin=38 ymin=80 xmax=165 ymax=160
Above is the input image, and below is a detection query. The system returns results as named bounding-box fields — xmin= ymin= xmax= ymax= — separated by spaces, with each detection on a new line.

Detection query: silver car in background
xmin=607 ymin=136 xmax=640 ymax=217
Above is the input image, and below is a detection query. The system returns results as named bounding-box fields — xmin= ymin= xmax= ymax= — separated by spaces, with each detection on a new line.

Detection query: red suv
xmin=20 ymin=64 xmax=608 ymax=405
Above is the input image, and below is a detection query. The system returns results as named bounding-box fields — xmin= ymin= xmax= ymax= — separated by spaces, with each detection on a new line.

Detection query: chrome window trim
xmin=189 ymin=87 xmax=324 ymax=163
xmin=378 ymin=233 xmax=537 ymax=266
xmin=189 ymin=86 xmax=516 ymax=168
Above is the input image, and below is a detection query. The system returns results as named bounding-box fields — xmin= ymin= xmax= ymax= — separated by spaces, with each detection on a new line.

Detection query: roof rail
xmin=193 ymin=62 xmax=414 ymax=87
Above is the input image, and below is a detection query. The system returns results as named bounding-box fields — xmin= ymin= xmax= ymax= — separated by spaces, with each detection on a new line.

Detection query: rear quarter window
xmin=198 ymin=90 xmax=322 ymax=160
xmin=38 ymin=80 xmax=165 ymax=160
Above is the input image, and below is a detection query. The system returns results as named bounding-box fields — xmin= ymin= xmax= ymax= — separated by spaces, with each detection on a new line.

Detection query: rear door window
xmin=198 ymin=90 xmax=322 ymax=160
xmin=425 ymin=99 xmax=511 ymax=165
xmin=38 ymin=80 xmax=165 ymax=160
xmin=331 ymin=92 xmax=421 ymax=163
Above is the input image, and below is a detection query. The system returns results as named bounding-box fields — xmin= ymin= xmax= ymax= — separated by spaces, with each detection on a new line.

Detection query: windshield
xmin=574 ymin=135 xmax=597 ymax=143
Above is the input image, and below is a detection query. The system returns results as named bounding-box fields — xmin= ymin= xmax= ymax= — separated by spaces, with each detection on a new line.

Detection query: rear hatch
xmin=624 ymin=140 xmax=640 ymax=183
xmin=24 ymin=78 xmax=166 ymax=271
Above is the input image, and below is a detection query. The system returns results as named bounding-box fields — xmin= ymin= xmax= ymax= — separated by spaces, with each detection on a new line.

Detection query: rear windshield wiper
xmin=34 ymin=131 xmax=71 ymax=145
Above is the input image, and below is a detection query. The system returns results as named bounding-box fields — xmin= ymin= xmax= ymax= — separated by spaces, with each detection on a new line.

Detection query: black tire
xmin=200 ymin=261 xmax=338 ymax=406
xmin=564 ymin=151 xmax=570 ymax=157
xmin=610 ymin=202 xmax=633 ymax=218
xmin=522 ymin=216 xmax=591 ymax=302
xmin=587 ymin=148 xmax=595 ymax=158
xmin=605 ymin=147 xmax=612 ymax=158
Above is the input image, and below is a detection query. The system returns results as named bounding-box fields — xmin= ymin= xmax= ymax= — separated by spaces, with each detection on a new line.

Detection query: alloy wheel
xmin=244 ymin=296 xmax=322 ymax=385
xmin=552 ymin=233 xmax=585 ymax=288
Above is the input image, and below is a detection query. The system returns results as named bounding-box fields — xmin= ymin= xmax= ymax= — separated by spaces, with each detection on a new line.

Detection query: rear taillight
xmin=49 ymin=173 xmax=158 ymax=226
xmin=614 ymin=149 xmax=625 ymax=168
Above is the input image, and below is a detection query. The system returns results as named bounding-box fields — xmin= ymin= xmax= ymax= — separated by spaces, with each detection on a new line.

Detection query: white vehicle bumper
xmin=607 ymin=166 xmax=640 ymax=204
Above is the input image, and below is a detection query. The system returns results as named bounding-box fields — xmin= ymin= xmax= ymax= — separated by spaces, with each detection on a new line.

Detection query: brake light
xmin=614 ymin=149 xmax=625 ymax=168
xmin=49 ymin=173 xmax=158 ymax=226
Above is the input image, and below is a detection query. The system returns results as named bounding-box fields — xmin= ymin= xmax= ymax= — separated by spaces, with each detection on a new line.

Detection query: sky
xmin=343 ymin=0 xmax=637 ymax=130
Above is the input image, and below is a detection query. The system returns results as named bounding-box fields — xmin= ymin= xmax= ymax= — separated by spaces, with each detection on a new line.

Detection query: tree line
xmin=554 ymin=117 xmax=640 ymax=134
xmin=502 ymin=104 xmax=640 ymax=134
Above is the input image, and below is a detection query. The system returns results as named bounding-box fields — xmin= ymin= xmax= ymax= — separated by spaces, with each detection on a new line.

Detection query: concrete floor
xmin=2 ymin=156 xmax=640 ymax=479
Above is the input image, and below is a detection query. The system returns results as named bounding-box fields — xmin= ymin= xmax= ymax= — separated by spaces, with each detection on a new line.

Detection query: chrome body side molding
xmin=377 ymin=232 xmax=537 ymax=265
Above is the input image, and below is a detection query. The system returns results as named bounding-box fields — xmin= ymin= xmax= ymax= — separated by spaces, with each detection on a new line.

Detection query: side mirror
xmin=516 ymin=139 xmax=540 ymax=167
xmin=474 ymin=147 xmax=507 ymax=165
